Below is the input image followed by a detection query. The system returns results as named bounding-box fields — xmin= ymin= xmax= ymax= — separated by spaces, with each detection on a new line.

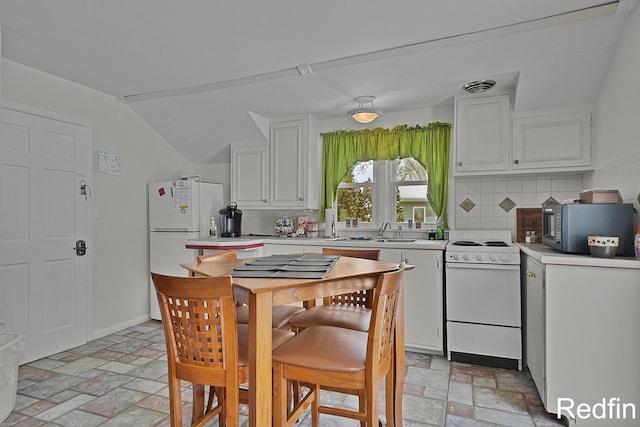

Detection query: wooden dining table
xmin=181 ymin=254 xmax=405 ymax=427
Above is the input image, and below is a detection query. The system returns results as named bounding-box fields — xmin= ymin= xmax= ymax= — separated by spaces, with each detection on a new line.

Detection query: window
xmin=336 ymin=157 xmax=435 ymax=226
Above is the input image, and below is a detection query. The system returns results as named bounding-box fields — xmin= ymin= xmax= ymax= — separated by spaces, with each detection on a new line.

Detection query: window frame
xmin=335 ymin=158 xmax=433 ymax=229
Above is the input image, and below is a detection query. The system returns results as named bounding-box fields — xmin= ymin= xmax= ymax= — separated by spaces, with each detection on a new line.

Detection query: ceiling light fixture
xmin=348 ymin=96 xmax=383 ymax=124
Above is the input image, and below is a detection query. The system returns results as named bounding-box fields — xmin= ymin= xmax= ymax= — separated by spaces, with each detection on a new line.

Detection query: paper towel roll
xmin=325 ymin=209 xmax=335 ymax=237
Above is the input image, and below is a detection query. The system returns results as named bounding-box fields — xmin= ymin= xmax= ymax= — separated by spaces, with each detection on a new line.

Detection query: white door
xmin=0 ymin=102 xmax=92 ymax=363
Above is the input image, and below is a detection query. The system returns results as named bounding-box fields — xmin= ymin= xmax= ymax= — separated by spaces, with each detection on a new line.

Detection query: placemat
xmin=231 ymin=254 xmax=339 ymax=278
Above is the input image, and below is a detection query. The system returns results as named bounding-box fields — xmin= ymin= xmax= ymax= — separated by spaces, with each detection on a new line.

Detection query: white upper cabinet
xmin=231 ymin=143 xmax=269 ymax=207
xmin=455 ymin=95 xmax=511 ymax=173
xmin=511 ymin=107 xmax=591 ymax=171
xmin=454 ymin=94 xmax=593 ymax=175
xmin=231 ymin=114 xmax=321 ymax=209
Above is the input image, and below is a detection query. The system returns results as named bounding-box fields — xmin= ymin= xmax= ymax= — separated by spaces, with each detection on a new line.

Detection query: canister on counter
xmin=306 ymin=221 xmax=319 ymax=237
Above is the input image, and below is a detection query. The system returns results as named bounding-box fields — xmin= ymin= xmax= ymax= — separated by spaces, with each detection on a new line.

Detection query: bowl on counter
xmin=588 ymin=235 xmax=619 ymax=258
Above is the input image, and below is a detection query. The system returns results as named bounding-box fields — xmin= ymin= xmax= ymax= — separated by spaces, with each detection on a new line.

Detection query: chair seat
xmin=288 ymin=304 xmax=371 ymax=332
xmin=272 ymin=325 xmax=367 ymax=372
xmin=235 ymin=304 xmax=305 ymax=329
xmin=236 ymin=324 xmax=294 ymax=368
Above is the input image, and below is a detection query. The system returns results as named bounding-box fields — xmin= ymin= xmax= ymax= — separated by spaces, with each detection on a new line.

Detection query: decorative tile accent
xmin=459 ymin=198 xmax=476 ymax=212
xmin=542 ymin=197 xmax=560 ymax=207
xmin=499 ymin=197 xmax=516 ymax=212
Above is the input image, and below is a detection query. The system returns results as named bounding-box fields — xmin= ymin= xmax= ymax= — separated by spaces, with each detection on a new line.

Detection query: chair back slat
xmin=368 ymin=268 xmax=404 ymax=367
xmin=197 ymin=250 xmax=238 ymax=263
xmin=165 ymin=296 xmax=225 ymax=367
xmin=321 ymin=248 xmax=381 ymax=307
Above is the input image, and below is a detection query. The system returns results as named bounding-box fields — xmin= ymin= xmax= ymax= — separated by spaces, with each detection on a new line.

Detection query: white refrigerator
xmin=148 ymin=180 xmax=223 ymax=320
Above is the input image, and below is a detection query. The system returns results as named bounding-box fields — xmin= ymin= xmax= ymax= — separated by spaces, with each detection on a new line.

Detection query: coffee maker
xmin=219 ymin=201 xmax=242 ymax=237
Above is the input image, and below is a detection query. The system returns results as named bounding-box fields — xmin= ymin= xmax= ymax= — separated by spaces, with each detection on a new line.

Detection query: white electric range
xmin=445 ymin=230 xmax=522 ymax=370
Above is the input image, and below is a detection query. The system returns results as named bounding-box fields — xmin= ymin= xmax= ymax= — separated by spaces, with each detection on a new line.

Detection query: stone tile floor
xmin=1 ymin=320 xmax=565 ymax=426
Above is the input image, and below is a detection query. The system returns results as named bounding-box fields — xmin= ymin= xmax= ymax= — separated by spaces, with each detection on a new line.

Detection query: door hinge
xmin=542 ymin=278 xmax=546 ymax=289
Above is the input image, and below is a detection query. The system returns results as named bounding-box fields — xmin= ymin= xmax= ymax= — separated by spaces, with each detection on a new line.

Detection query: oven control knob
xmin=476 ymin=254 xmax=484 ymax=261
xmin=501 ymin=254 xmax=511 ymax=263
xmin=463 ymin=254 xmax=471 ymax=261
xmin=490 ymin=254 xmax=499 ymax=262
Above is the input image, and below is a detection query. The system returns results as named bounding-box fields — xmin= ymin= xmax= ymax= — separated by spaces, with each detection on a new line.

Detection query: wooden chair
xmin=271 ymin=267 xmax=405 ymax=426
xmin=287 ymin=248 xmax=381 ymax=332
xmin=151 ymin=272 xmax=240 ymax=427
xmin=152 ymin=273 xmax=295 ymax=426
xmin=197 ymin=250 xmax=305 ymax=330
xmin=196 ymin=250 xmax=238 ymax=263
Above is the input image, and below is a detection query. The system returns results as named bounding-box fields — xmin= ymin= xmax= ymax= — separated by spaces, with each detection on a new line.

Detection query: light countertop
xmin=185 ymin=236 xmax=448 ymax=250
xmin=516 ymin=242 xmax=640 ymax=269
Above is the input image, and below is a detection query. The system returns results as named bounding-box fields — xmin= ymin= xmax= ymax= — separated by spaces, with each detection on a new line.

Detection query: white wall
xmin=585 ymin=3 xmax=640 ymax=219
xmin=192 ymin=105 xmax=456 ymax=237
xmin=1 ymin=59 xmax=193 ymax=337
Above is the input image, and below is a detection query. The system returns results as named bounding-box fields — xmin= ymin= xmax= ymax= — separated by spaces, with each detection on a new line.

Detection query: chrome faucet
xmin=378 ymin=221 xmax=392 ymax=238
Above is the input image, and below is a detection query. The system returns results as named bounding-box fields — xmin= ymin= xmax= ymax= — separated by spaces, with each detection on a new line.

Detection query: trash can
xmin=0 ymin=323 xmax=25 ymax=423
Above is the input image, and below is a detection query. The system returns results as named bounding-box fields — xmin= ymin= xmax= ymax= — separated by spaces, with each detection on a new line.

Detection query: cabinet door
xmin=270 ymin=120 xmax=307 ymax=208
xmin=231 ymin=144 xmax=269 ymax=207
xmin=262 ymin=243 xmax=304 ymax=256
xmin=524 ymin=255 xmax=546 ymax=404
xmin=397 ymin=249 xmax=444 ymax=353
xmin=512 ymin=110 xmax=591 ymax=170
xmin=455 ymin=95 xmax=511 ymax=173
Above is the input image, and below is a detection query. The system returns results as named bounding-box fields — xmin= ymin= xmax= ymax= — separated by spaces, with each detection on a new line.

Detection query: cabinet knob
xmin=526 ymin=270 xmax=536 ymax=279
xmin=262 ymin=199 xmax=268 ymax=203
xmin=457 ymin=161 xmax=463 ymax=167
xmin=299 ymin=197 xmax=304 ymax=201
xmin=514 ymin=159 xmax=520 ymax=165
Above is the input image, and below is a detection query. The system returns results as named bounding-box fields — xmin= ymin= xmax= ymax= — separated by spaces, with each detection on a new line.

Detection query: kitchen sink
xmin=371 ymin=238 xmax=420 ymax=243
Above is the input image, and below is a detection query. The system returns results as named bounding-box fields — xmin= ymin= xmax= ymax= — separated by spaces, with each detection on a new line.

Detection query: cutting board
xmin=516 ymin=208 xmax=542 ymax=242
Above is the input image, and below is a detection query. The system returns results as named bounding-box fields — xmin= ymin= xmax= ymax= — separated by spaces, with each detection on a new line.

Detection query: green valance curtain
xmin=321 ymin=122 xmax=451 ymax=226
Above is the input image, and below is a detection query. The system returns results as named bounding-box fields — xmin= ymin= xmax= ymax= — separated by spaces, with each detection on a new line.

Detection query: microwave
xmin=542 ymin=203 xmax=634 ymax=256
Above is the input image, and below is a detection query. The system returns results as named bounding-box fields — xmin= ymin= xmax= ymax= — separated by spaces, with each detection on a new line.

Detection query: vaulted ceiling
xmin=1 ymin=0 xmax=637 ymax=163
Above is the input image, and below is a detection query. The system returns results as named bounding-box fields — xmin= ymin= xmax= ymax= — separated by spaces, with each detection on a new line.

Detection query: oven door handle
xmin=446 ymin=263 xmax=519 ymax=271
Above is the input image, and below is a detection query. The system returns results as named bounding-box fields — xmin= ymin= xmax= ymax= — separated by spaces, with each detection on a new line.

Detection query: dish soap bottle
xmin=209 ymin=216 xmax=217 ymax=239
xmin=436 ymin=217 xmax=444 ymax=240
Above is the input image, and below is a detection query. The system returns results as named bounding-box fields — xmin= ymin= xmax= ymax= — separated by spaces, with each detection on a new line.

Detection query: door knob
xmin=74 ymin=240 xmax=87 ymax=256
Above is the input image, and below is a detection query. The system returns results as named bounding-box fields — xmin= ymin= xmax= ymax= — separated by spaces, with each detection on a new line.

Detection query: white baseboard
xmin=91 ymin=314 xmax=151 ymax=340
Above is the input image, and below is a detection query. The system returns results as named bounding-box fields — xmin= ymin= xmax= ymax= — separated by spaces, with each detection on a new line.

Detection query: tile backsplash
xmin=453 ymin=174 xmax=584 ymax=238
xmin=241 ymin=209 xmax=321 ymax=236
xmin=239 ymin=157 xmax=640 ymax=241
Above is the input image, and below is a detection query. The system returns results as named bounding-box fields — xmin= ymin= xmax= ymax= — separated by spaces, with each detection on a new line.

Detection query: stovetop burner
xmin=452 ymin=240 xmax=482 ymax=246
xmin=484 ymin=241 xmax=510 ymax=247
xmin=452 ymin=240 xmax=511 ymax=247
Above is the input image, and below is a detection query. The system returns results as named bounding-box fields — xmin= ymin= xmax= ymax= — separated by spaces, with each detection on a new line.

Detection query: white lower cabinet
xmin=262 ymin=242 xmax=313 ymax=255
xmin=202 ymin=247 xmax=264 ymax=259
xmin=523 ymin=255 xmax=546 ymax=403
xmin=382 ymin=249 xmax=443 ymax=353
xmin=522 ymin=253 xmax=640 ymax=426
xmin=262 ymin=243 xmax=444 ymax=353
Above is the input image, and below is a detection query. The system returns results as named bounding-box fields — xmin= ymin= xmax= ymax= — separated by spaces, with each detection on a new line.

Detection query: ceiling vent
xmin=463 ymin=79 xmax=496 ymax=93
